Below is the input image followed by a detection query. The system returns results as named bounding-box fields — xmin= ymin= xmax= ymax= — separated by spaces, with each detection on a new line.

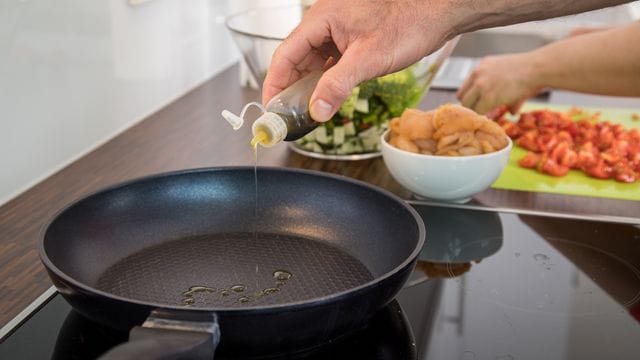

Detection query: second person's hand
xmin=262 ymin=0 xmax=456 ymax=122
xmin=457 ymin=53 xmax=543 ymax=116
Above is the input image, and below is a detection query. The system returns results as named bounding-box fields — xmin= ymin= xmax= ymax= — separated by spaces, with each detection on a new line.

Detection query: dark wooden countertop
xmin=1 ymin=63 xmax=638 ymax=327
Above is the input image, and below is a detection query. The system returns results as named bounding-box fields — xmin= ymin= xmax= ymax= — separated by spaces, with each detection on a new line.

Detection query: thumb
xmin=309 ymin=48 xmax=376 ymax=122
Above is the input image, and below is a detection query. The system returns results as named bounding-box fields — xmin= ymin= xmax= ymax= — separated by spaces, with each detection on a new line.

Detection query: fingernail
xmin=310 ymin=99 xmax=333 ymax=122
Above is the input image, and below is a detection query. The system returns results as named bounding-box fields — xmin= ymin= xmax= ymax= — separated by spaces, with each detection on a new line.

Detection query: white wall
xmin=0 ymin=0 xmax=247 ymax=206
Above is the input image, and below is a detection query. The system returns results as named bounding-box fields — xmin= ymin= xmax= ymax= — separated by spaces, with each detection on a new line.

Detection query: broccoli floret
xmin=374 ymin=68 xmax=425 ymax=117
xmin=357 ymin=79 xmax=377 ymax=100
xmin=338 ymin=87 xmax=360 ymax=118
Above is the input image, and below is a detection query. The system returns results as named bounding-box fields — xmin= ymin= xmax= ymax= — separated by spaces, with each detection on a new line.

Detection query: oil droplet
xmin=255 ymin=287 xmax=281 ymax=298
xmin=182 ymin=297 xmax=195 ymax=306
xmin=238 ymin=296 xmax=251 ymax=304
xmin=221 ymin=289 xmax=230 ymax=297
xmin=533 ymin=253 xmax=549 ymax=261
xmin=263 ymin=287 xmax=280 ymax=295
xmin=231 ymin=284 xmax=246 ymax=293
xmin=274 ymin=270 xmax=292 ymax=282
xmin=182 ymin=286 xmax=215 ymax=296
xmin=251 ymin=130 xmax=269 ymax=150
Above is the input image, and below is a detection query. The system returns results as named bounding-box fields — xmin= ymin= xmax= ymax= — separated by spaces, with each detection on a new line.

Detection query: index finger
xmin=262 ymin=17 xmax=331 ymax=104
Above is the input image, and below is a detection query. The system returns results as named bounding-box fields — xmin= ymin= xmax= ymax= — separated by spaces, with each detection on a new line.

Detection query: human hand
xmin=457 ymin=53 xmax=542 ymax=116
xmin=568 ymin=26 xmax=612 ymax=37
xmin=262 ymin=0 xmax=456 ymax=122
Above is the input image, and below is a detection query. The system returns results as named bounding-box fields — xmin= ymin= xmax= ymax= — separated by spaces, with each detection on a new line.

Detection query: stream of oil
xmin=251 ymin=130 xmax=268 ymax=241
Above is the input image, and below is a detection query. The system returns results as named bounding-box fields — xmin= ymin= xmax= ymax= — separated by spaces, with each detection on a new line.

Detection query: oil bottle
xmin=222 ymin=71 xmax=323 ymax=148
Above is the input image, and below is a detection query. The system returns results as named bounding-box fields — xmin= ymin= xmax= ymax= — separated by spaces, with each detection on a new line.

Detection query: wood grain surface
xmin=0 ymin=64 xmax=638 ymax=327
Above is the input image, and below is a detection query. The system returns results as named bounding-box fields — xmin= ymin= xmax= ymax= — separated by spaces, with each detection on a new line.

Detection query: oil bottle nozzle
xmin=221 ymin=102 xmax=266 ymax=131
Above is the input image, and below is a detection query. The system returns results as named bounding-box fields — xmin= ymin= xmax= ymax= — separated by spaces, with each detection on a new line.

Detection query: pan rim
xmin=38 ymin=166 xmax=426 ymax=314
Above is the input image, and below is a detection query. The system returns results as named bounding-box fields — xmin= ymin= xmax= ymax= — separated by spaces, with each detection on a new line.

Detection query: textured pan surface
xmin=96 ymin=232 xmax=373 ymax=308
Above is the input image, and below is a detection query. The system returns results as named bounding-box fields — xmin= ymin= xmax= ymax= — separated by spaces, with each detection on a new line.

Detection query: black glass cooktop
xmin=2 ymin=205 xmax=640 ymax=359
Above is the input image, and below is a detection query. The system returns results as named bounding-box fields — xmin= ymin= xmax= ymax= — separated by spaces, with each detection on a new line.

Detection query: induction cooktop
xmin=2 ymin=205 xmax=639 ymax=359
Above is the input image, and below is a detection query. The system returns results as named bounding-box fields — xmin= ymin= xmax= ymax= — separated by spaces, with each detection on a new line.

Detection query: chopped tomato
xmin=486 ymin=105 xmax=509 ymax=121
xmin=518 ymin=113 xmax=537 ymax=130
xmin=499 ymin=119 xmax=522 ymax=138
xmin=516 ymin=131 xmax=540 ymax=152
xmin=539 ymin=157 xmax=570 ymax=177
xmin=518 ymin=152 xmax=540 ymax=168
xmin=497 ymin=107 xmax=639 ymax=183
xmin=584 ymin=160 xmax=613 ymax=179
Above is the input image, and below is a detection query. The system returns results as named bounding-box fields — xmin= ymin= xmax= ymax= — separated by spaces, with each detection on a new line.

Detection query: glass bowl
xmin=226 ymin=4 xmax=459 ymax=160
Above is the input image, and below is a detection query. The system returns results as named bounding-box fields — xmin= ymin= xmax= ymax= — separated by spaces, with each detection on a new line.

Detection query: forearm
xmin=528 ymin=22 xmax=640 ymax=96
xmin=447 ymin=0 xmax=633 ymax=35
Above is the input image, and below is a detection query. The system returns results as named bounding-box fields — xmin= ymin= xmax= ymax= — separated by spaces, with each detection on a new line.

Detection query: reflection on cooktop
xmin=403 ymin=207 xmax=640 ymax=360
xmin=3 ymin=205 xmax=640 ymax=360
xmin=407 ymin=208 xmax=503 ymax=285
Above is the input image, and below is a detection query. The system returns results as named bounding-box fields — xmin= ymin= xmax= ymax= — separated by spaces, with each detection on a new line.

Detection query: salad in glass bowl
xmin=226 ymin=4 xmax=458 ymax=159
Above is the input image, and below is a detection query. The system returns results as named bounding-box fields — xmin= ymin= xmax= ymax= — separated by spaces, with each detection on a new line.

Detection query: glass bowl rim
xmin=225 ymin=4 xmax=304 ymax=41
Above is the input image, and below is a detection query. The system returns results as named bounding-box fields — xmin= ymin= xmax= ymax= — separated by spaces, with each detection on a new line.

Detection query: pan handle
xmin=99 ymin=310 xmax=220 ymax=360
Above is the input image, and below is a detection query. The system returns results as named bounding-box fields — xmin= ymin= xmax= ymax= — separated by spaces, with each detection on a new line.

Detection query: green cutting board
xmin=491 ymin=102 xmax=640 ymax=201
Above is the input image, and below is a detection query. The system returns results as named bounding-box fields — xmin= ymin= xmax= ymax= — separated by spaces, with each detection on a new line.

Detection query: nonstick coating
xmin=40 ymin=167 xmax=425 ymax=356
xmin=96 ymin=232 xmax=374 ymax=307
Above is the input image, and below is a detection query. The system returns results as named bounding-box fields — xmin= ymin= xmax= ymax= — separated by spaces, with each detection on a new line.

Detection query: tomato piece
xmin=584 ymin=160 xmax=613 ymax=179
xmin=499 ymin=120 xmax=522 ymax=139
xmin=537 ymin=111 xmax=557 ymax=129
xmin=600 ymin=151 xmax=620 ymax=165
xmin=580 ymin=128 xmax=598 ymax=143
xmin=560 ymin=149 xmax=578 ymax=168
xmin=610 ymin=139 xmax=629 ymax=157
xmin=540 ymin=157 xmax=570 ymax=177
xmin=556 ymin=131 xmax=573 ymax=144
xmin=581 ymin=141 xmax=596 ymax=151
xmin=612 ymin=124 xmax=625 ymax=136
xmin=613 ymin=163 xmax=637 ymax=183
xmin=518 ymin=113 xmax=537 ymax=130
xmin=536 ymin=133 xmax=558 ymax=152
xmin=516 ymin=131 xmax=540 ymax=152
xmin=577 ymin=151 xmax=598 ymax=170
xmin=518 ymin=152 xmax=540 ymax=168
xmin=550 ymin=143 xmax=577 ymax=168
xmin=597 ymin=127 xmax=614 ymax=150
xmin=486 ymin=105 xmax=509 ymax=120
xmin=557 ymin=115 xmax=573 ymax=130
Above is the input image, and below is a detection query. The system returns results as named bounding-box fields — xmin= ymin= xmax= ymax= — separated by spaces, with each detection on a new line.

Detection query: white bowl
xmin=381 ymin=130 xmax=513 ymax=203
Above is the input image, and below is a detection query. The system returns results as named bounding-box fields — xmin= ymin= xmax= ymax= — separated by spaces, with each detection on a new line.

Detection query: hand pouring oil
xmin=222 ymin=70 xmax=324 ymax=149
xmin=249 ymin=71 xmax=323 ymax=148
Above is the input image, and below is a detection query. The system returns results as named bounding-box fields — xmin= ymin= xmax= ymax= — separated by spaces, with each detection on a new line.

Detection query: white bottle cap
xmin=221 ymin=110 xmax=243 ymax=130
xmin=221 ymin=102 xmax=266 ymax=131
xmin=252 ymin=112 xmax=288 ymax=147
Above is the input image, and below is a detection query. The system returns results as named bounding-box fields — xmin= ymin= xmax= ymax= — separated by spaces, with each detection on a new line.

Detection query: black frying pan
xmin=39 ymin=167 xmax=425 ymax=359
